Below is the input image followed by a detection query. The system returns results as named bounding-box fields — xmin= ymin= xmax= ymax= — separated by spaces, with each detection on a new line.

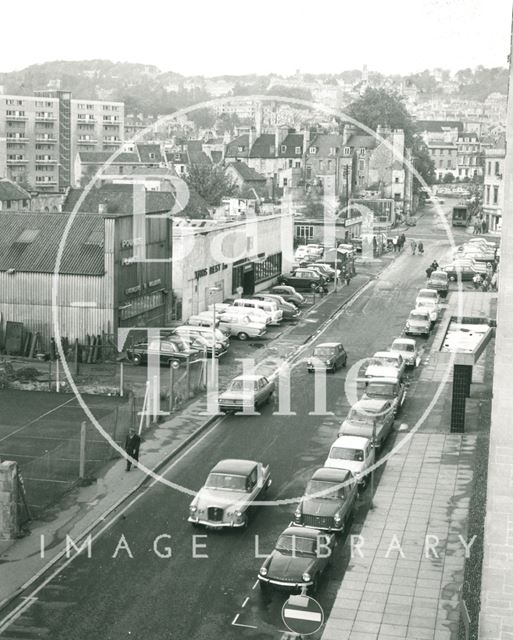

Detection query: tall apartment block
xmin=0 ymin=91 xmax=124 ymax=192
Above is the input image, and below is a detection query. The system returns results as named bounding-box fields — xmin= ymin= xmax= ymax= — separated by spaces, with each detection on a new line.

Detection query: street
xmin=0 ymin=207 xmax=471 ymax=640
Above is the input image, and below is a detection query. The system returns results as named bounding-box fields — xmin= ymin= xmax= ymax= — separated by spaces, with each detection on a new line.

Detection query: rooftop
xmin=211 ymin=459 xmax=258 ymax=475
xmin=0 ymin=179 xmax=30 ymax=202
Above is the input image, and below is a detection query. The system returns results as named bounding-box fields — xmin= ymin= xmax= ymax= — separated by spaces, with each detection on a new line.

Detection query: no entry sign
xmin=282 ymin=594 xmax=324 ymax=635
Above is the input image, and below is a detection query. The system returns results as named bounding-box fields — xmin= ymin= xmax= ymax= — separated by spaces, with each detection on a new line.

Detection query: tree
xmin=411 ymin=136 xmax=436 ymax=190
xmin=346 ymin=88 xmax=415 ymax=146
xmin=443 ymin=172 xmax=455 ymax=183
xmin=188 ymin=108 xmax=217 ymax=130
xmin=184 ymin=164 xmax=237 ymax=207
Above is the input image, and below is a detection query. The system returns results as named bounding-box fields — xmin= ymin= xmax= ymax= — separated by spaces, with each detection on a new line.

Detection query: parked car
xmin=307 ymin=342 xmax=347 ymax=373
xmin=269 ymin=285 xmax=305 ymax=307
xmin=258 ymin=525 xmax=335 ymax=594
xmin=216 ymin=312 xmax=267 ymax=341
xmin=324 ymin=435 xmax=374 ymax=486
xmin=427 ymin=270 xmax=449 ymax=298
xmin=314 ymin=262 xmax=341 ymax=280
xmin=293 ymin=264 xmax=327 ymax=281
xmin=305 ymin=243 xmax=324 ymax=258
xmin=415 ymin=289 xmax=440 ymax=324
xmin=441 ymin=261 xmax=478 ymax=282
xmin=361 ymin=374 xmax=406 ymax=417
xmin=294 ymin=467 xmax=357 ymax=533
xmin=188 ymin=459 xmax=271 ymax=529
xmin=389 ymin=338 xmax=418 ymax=368
xmin=187 ymin=313 xmax=231 ymax=337
xmin=232 ymin=298 xmax=283 ymax=325
xmin=300 ymin=262 xmax=334 ymax=281
xmin=251 ymin=294 xmax=300 ymax=320
xmin=338 ymin=398 xmax=395 ymax=449
xmin=127 ymin=337 xmax=199 ymax=367
xmin=218 ymin=374 xmax=275 ymax=413
xmin=405 ymin=309 xmax=431 ymax=337
xmin=365 ymin=351 xmax=406 ymax=379
xmin=221 ymin=304 xmax=271 ymax=326
xmin=173 ymin=325 xmax=229 ymax=357
xmin=279 ymin=268 xmax=326 ymax=291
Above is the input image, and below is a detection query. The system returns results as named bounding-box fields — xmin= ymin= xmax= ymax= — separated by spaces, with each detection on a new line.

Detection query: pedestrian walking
xmin=345 ymin=274 xmax=351 ymax=286
xmin=410 ymin=239 xmax=417 ymax=255
xmin=125 ymin=427 xmax=141 ymax=471
xmin=418 ymin=241 xmax=424 ymax=255
xmin=431 ymin=260 xmax=439 ymax=271
xmin=392 ymin=236 xmax=398 ymax=253
xmin=491 ymin=272 xmax=498 ymax=291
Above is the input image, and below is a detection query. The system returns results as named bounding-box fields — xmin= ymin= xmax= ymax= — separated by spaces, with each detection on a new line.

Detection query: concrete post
xmin=0 ymin=461 xmax=20 ymax=540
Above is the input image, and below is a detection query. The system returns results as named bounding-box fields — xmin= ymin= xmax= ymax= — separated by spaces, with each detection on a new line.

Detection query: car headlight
xmin=302 ymin=572 xmax=311 ymax=582
xmin=259 ymin=567 xmax=268 ymax=576
xmin=215 ymin=342 xmax=222 ymax=349
xmin=334 ymin=513 xmax=342 ymax=524
xmin=294 ymin=508 xmax=302 ymax=521
xmin=235 ymin=510 xmax=243 ymax=519
xmin=405 ymin=323 xmax=410 ymax=329
xmin=189 ymin=504 xmax=197 ymax=514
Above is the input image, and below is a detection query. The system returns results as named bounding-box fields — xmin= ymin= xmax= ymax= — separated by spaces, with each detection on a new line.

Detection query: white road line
xmin=232 ymin=621 xmax=258 ymax=629
xmin=241 ymin=596 xmax=249 ymax=608
xmin=0 ymin=417 xmax=222 ymax=634
xmin=231 ymin=614 xmax=239 ymax=625
xmin=252 ymin=580 xmax=259 ymax=590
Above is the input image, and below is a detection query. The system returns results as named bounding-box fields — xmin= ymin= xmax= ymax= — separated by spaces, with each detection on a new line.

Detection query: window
xmin=296 ymin=225 xmax=314 ymax=239
xmin=237 ymin=145 xmax=246 ymax=153
xmin=295 ymin=161 xmax=301 ymax=168
xmin=395 ymin=177 xmax=399 ymax=183
xmin=493 ymin=186 xmax=499 ymax=205
xmin=288 ymin=159 xmax=293 ymax=168
xmin=319 ymin=160 xmax=323 ymax=171
xmin=343 ymin=147 xmax=351 ymax=156
xmin=283 ymin=178 xmax=288 ymax=186
xmin=306 ymin=165 xmax=312 ymax=180
xmin=486 ymin=185 xmax=491 ymax=204
xmin=327 ymin=160 xmax=332 ymax=171
xmin=359 ymin=159 xmax=365 ymax=171
xmin=254 ymin=253 xmax=282 ymax=284
xmin=247 ymin=237 xmax=254 ymax=251
xmin=359 ymin=148 xmax=366 ymax=156
xmin=488 ymin=161 xmax=491 ymax=175
xmin=309 ymin=146 xmax=317 ymax=155
xmin=16 ymin=229 xmax=39 ymax=243
xmin=495 ymin=162 xmax=500 ymax=175
xmin=295 ymin=146 xmax=301 ymax=154
xmin=281 ymin=145 xmax=287 ymax=153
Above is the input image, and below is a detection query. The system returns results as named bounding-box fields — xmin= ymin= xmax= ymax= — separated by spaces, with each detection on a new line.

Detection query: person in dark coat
xmin=125 ymin=428 xmax=141 ymax=471
xmin=426 ymin=266 xmax=434 ymax=279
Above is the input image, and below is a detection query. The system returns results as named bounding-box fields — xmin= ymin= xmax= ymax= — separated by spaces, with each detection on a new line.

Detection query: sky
xmin=1 ymin=0 xmax=511 ymax=76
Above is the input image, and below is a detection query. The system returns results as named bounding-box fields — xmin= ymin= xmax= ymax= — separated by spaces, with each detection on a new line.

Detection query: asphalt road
xmin=0 ymin=208 xmax=472 ymax=640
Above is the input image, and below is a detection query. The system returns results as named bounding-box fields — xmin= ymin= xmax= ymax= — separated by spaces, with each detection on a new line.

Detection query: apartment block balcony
xmin=5 ymin=114 xmax=28 ymax=121
xmin=35 ymin=158 xmax=58 ymax=164
xmin=36 ymin=137 xmax=57 ymax=143
xmin=78 ymin=138 xmax=97 ymax=144
xmin=77 ymin=118 xmax=96 ymax=124
xmin=6 ymin=136 xmax=28 ymax=143
xmin=35 ymin=115 xmax=57 ymax=122
xmin=6 ymin=158 xmax=28 ymax=164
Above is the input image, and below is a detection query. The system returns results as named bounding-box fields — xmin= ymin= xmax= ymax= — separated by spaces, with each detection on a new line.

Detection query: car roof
xmin=315 ymin=342 xmax=342 ymax=349
xmin=311 ymin=467 xmax=353 ymax=483
xmin=418 ymin=289 xmax=438 ymax=295
xmin=430 ymin=271 xmax=447 ymax=278
xmin=365 ymin=375 xmax=400 ymax=385
xmin=373 ymin=351 xmax=400 ymax=358
xmin=211 ymin=459 xmax=258 ymax=475
xmin=410 ymin=308 xmax=429 ymax=316
xmin=354 ymin=398 xmax=390 ymax=410
xmin=392 ymin=338 xmax=416 ymax=346
xmin=331 ymin=435 xmax=371 ymax=448
xmin=281 ymin=525 xmax=323 ymax=538
xmin=232 ymin=374 xmax=265 ymax=382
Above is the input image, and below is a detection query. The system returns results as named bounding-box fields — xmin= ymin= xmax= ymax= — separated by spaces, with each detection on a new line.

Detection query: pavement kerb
xmin=0 ymin=264 xmax=386 ymax=614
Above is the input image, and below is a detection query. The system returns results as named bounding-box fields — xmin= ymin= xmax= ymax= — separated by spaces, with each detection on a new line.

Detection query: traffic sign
xmin=281 ymin=594 xmax=324 ymax=636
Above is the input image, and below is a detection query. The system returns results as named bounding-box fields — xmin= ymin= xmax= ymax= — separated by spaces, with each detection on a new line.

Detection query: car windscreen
xmin=374 ymin=355 xmax=398 ymax=366
xmin=419 ymin=290 xmax=437 ymax=299
xmin=366 ymin=383 xmax=394 ymax=397
xmin=205 ymin=473 xmax=247 ymax=491
xmin=306 ymin=480 xmax=342 ymax=499
xmin=393 ymin=342 xmax=414 ymax=352
xmin=314 ymin=347 xmax=336 ymax=357
xmin=275 ymin=534 xmax=317 ymax=555
xmin=229 ymin=379 xmax=257 ymax=392
xmin=329 ymin=447 xmax=364 ymax=462
xmin=409 ymin=312 xmax=428 ymax=321
xmin=348 ymin=408 xmax=378 ymax=423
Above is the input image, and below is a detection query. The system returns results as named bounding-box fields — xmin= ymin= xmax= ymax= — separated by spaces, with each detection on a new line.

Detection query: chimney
xmin=249 ymin=126 xmax=255 ymax=152
xmin=255 ymin=102 xmax=262 ymax=137
xmin=303 ymin=129 xmax=310 ymax=151
xmin=98 ymin=203 xmax=107 ymax=214
xmin=342 ymin=123 xmax=357 ymax=146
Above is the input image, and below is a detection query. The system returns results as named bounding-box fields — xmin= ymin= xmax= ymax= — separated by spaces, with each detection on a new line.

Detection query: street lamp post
xmin=208 ymin=286 xmax=221 ymax=392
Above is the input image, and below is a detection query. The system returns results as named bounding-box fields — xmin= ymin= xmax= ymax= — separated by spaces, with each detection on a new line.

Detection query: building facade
xmin=0 ymin=92 xmax=125 ymax=192
xmin=483 ymin=144 xmax=506 ymax=232
xmin=172 ymin=213 xmax=293 ymax=320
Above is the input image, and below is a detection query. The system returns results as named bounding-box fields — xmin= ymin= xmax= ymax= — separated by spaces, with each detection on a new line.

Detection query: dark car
xmin=251 ymin=294 xmax=300 ymax=320
xmin=307 ymin=342 xmax=347 ymax=372
xmin=258 ymin=525 xmax=336 ymax=594
xmin=279 ymin=268 xmax=326 ymax=291
xmin=361 ymin=375 xmax=406 ymax=417
xmin=294 ymin=468 xmax=357 ymax=533
xmin=269 ymin=285 xmax=305 ymax=307
xmin=127 ymin=337 xmax=198 ymax=367
xmin=427 ymin=270 xmax=449 ymax=298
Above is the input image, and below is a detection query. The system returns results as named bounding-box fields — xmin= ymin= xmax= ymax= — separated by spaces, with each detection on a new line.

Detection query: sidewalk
xmin=0 ymin=264 xmax=386 ymax=609
xmin=321 ymin=295 xmax=494 ymax=640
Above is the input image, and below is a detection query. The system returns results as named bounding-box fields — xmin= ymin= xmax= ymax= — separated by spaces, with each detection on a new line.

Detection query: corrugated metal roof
xmin=0 ymin=212 xmax=105 ymax=275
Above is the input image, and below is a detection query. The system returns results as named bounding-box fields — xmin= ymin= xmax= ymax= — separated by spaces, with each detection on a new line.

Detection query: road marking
xmin=0 ymin=417 xmax=223 ymax=634
xmin=231 ymin=614 xmax=239 ymax=625
xmin=252 ymin=580 xmax=259 ymax=590
xmin=241 ymin=596 xmax=249 ymax=608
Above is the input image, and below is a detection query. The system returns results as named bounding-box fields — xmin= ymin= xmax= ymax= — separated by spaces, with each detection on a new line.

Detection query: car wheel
xmin=132 ymin=354 xmax=142 ymax=366
xmin=238 ymin=332 xmax=249 ymax=341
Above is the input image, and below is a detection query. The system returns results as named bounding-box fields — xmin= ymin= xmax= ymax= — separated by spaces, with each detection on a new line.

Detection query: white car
xmin=389 ymin=338 xmax=418 ymax=368
xmin=222 ymin=305 xmax=271 ymax=326
xmin=324 ymin=435 xmax=374 ymax=486
xmin=365 ymin=351 xmax=406 ymax=379
xmin=232 ymin=298 xmax=283 ymax=325
xmin=216 ymin=312 xmax=267 ymax=341
xmin=415 ymin=289 xmax=440 ymax=323
xmin=405 ymin=309 xmax=431 ymax=337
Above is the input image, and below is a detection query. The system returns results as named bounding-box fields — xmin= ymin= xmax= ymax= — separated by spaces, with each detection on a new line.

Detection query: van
xmin=222 ymin=305 xmax=271 ymax=326
xmin=187 ymin=314 xmax=231 ymax=337
xmin=232 ymin=298 xmax=283 ymax=325
xmin=216 ymin=311 xmax=267 ymax=340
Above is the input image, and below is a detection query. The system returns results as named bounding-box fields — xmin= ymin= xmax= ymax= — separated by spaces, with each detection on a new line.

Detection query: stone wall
xmin=0 ymin=461 xmax=19 ymax=540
